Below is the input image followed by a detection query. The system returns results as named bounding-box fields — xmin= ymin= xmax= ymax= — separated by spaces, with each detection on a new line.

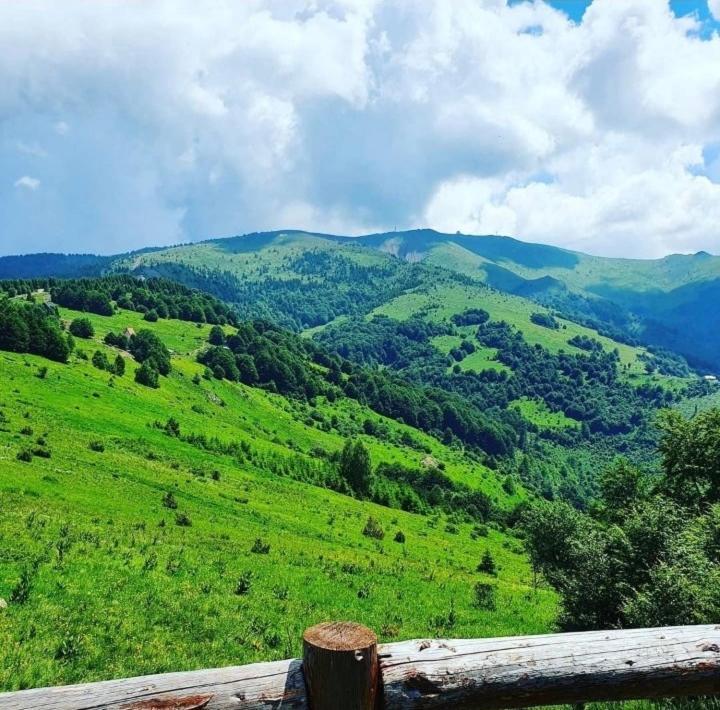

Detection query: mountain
xmin=5 ymin=228 xmax=716 ymax=369
xmin=1 ymin=237 xmax=717 ymax=691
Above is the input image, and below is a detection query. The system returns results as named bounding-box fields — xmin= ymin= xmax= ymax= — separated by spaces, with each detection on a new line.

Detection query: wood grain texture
xmin=303 ymin=621 xmax=379 ymax=710
xmin=379 ymin=625 xmax=720 ymax=709
xmin=0 ymin=658 xmax=307 ymax=710
xmin=2 ymin=625 xmax=720 ymax=709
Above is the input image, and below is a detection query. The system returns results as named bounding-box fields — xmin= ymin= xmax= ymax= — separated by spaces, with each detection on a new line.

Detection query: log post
xmin=303 ymin=621 xmax=379 ymax=710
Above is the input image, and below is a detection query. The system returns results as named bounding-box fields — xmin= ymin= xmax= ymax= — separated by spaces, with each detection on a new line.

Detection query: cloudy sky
xmin=2 ymin=0 xmax=720 ymax=258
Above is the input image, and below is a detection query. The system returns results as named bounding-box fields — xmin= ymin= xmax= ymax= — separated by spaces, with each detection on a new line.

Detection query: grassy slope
xmin=367 ymin=280 xmax=688 ymax=390
xmin=0 ymin=308 xmax=555 ymax=691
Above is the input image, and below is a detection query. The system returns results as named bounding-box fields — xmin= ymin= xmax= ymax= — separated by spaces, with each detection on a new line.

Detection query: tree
xmin=658 ymin=409 xmax=720 ymax=506
xmin=339 ymin=440 xmax=372 ymax=497
xmin=129 ymin=330 xmax=171 ymax=375
xmin=477 ymin=550 xmax=497 ymax=576
xmin=598 ymin=459 xmax=647 ymax=521
xmin=92 ymin=350 xmax=110 ymax=371
xmin=0 ymin=303 xmax=30 ymax=352
xmin=209 ymin=325 xmax=226 ymax=346
xmin=144 ymin=308 xmax=159 ymax=322
xmin=113 ymin=354 xmax=126 ymax=376
xmin=135 ymin=362 xmax=159 ymax=388
xmin=69 ymin=317 xmax=94 ymax=338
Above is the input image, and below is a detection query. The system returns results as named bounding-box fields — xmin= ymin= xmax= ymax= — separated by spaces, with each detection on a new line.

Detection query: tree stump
xmin=302 ymin=621 xmax=379 ymax=710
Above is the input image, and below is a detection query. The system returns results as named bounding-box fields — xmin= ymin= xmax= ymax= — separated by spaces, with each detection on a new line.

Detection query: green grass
xmin=510 ymin=398 xmax=579 ymax=430
xmin=371 ymin=281 xmax=686 ymax=390
xmin=0 ymin=309 xmax=555 ymax=691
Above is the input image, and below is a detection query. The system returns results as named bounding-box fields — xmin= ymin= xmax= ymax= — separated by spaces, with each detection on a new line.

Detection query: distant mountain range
xmin=2 ymin=229 xmax=718 ymax=370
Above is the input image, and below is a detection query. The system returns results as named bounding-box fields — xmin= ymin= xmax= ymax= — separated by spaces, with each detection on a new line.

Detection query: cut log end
xmin=303 ymin=621 xmax=377 ymax=652
xmin=303 ymin=622 xmax=379 ymax=710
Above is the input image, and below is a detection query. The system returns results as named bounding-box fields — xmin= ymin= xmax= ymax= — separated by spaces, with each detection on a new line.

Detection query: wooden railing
xmin=2 ymin=622 xmax=720 ymax=709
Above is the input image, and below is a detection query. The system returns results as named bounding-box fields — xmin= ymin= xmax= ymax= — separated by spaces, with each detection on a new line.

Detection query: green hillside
xmin=0 ymin=302 xmax=556 ymax=691
xmin=98 ymin=228 xmax=720 ymax=370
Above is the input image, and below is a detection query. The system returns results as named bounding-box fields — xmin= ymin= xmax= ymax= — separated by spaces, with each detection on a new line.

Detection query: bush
xmin=9 ymin=569 xmax=32 ymax=604
xmin=175 ymin=512 xmax=192 ymax=527
xmin=92 ymin=350 xmax=110 ymax=371
xmin=394 ymin=530 xmax=406 ymax=543
xmin=135 ymin=362 xmax=159 ymax=388
xmin=251 ymin=538 xmax=271 ymax=554
xmin=477 ymin=550 xmax=497 ymax=576
xmin=69 ymin=318 xmax=94 ymax=338
xmin=234 ymin=572 xmax=252 ymax=595
xmin=162 ymin=491 xmax=178 ymax=509
xmin=37 ymin=366 xmax=48 ymax=379
xmin=209 ymin=325 xmax=226 ymax=346
xmin=88 ymin=440 xmax=105 ymax=452
xmin=473 ymin=582 xmax=497 ymax=610
xmin=530 ymin=312 xmax=559 ymax=330
xmin=144 ymin=309 xmax=159 ymax=322
xmin=113 ymin=354 xmax=126 ymax=376
xmin=16 ymin=449 xmax=33 ymax=463
xmin=471 ymin=524 xmax=489 ymax=539
xmin=362 ymin=516 xmax=385 ymax=540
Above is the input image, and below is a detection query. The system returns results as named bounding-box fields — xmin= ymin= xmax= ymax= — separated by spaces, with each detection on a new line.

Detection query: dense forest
xmin=524 ymin=408 xmax=720 ymax=630
xmin=0 ymin=275 xmax=238 ymax=326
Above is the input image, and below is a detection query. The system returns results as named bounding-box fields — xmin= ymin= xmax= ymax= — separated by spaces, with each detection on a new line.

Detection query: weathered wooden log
xmin=302 ymin=621 xmax=379 ymax=710
xmin=0 ymin=658 xmax=307 ymax=710
xmin=379 ymin=624 xmax=720 ymax=709
xmin=1 ymin=624 xmax=719 ymax=709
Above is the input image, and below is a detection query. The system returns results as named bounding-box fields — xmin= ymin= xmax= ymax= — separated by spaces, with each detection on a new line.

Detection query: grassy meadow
xmin=0 ymin=307 xmax=556 ymax=691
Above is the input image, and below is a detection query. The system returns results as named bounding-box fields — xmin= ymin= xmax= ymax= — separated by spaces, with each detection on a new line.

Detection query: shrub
xmin=162 ymin=491 xmax=178 ymax=509
xmin=135 ymin=362 xmax=159 ymax=388
xmin=37 ymin=366 xmax=48 ymax=379
xmin=9 ymin=569 xmax=32 ymax=604
xmin=69 ymin=318 xmax=94 ymax=338
xmin=20 ymin=426 xmax=33 ymax=436
xmin=164 ymin=417 xmax=180 ymax=437
xmin=33 ymin=447 xmax=51 ymax=459
xmin=234 ymin=571 xmax=253 ymax=595
xmin=88 ymin=440 xmax=105 ymax=452
xmin=209 ymin=325 xmax=226 ymax=346
xmin=175 ymin=512 xmax=192 ymax=527
xmin=477 ymin=550 xmax=497 ymax=576
xmin=394 ymin=530 xmax=406 ymax=543
xmin=144 ymin=309 xmax=159 ymax=322
xmin=16 ymin=449 xmax=33 ymax=463
xmin=251 ymin=538 xmax=271 ymax=554
xmin=530 ymin=312 xmax=559 ymax=330
xmin=471 ymin=524 xmax=490 ymax=539
xmin=113 ymin=354 xmax=126 ymax=376
xmin=92 ymin=350 xmax=110 ymax=371
xmin=473 ymin=582 xmax=497 ymax=610
xmin=362 ymin=516 xmax=385 ymax=540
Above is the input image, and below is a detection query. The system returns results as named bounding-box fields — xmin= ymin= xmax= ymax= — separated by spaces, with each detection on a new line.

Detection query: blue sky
xmin=546 ymin=0 xmax=720 ymax=28
xmin=1 ymin=0 xmax=720 ymax=258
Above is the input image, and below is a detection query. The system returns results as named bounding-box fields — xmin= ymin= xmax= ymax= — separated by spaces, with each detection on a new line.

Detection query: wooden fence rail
xmin=2 ymin=622 xmax=719 ymax=709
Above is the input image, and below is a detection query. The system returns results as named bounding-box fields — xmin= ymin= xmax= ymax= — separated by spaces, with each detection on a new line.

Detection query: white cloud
xmin=709 ymin=0 xmax=720 ymax=21
xmin=0 ymin=0 xmax=719 ymax=256
xmin=14 ymin=175 xmax=40 ymax=190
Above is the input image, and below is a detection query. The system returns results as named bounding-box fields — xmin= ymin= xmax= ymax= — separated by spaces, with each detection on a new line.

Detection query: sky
xmin=2 ymin=0 xmax=720 ymax=259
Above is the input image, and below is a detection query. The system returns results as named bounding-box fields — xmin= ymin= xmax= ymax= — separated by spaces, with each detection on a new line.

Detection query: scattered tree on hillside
xmin=339 ymin=440 xmax=372 ymax=497
xmin=69 ymin=317 xmax=94 ymax=338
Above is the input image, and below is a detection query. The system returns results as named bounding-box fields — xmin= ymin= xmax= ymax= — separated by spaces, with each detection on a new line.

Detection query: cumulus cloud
xmin=710 ymin=0 xmax=720 ymax=21
xmin=0 ymin=0 xmax=719 ymax=256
